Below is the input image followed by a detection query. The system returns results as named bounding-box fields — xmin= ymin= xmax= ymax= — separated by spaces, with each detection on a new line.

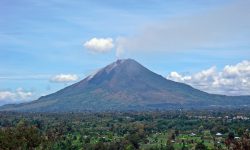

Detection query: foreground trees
xmin=0 ymin=119 xmax=43 ymax=149
xmin=0 ymin=109 xmax=249 ymax=149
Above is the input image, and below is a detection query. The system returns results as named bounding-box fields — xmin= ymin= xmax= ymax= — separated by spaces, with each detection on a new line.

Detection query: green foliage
xmin=195 ymin=142 xmax=207 ymax=150
xmin=0 ymin=119 xmax=43 ymax=149
xmin=0 ymin=109 xmax=249 ymax=150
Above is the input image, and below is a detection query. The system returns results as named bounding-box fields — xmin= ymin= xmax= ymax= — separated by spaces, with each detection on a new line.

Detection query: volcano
xmin=1 ymin=59 xmax=249 ymax=112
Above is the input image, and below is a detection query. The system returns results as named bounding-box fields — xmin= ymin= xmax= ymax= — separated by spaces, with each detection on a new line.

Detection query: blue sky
xmin=0 ymin=0 xmax=250 ymax=105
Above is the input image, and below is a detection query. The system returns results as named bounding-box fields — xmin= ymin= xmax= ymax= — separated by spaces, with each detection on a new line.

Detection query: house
xmin=190 ymin=133 xmax=196 ymax=136
xmin=216 ymin=132 xmax=223 ymax=136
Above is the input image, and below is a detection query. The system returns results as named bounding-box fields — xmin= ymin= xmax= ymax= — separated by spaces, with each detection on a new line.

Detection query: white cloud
xmin=167 ymin=60 xmax=250 ymax=95
xmin=84 ymin=38 xmax=114 ymax=53
xmin=223 ymin=60 xmax=250 ymax=78
xmin=0 ymin=91 xmax=15 ymax=100
xmin=50 ymin=74 xmax=79 ymax=83
xmin=115 ymin=0 xmax=250 ymax=56
xmin=0 ymin=88 xmax=33 ymax=105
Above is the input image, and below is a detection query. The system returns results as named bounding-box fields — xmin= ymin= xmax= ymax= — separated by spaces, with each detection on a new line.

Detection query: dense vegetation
xmin=0 ymin=109 xmax=249 ymax=150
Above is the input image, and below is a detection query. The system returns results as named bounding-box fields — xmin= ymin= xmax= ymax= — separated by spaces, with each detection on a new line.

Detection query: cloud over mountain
xmin=84 ymin=38 xmax=114 ymax=53
xmin=50 ymin=74 xmax=79 ymax=83
xmin=167 ymin=60 xmax=250 ymax=95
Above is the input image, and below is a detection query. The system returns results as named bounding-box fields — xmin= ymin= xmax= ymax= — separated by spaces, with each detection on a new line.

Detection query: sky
xmin=0 ymin=0 xmax=250 ymax=105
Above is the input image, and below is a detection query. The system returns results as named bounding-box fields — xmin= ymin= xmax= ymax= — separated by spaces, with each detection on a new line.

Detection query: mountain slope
xmin=1 ymin=59 xmax=249 ymax=112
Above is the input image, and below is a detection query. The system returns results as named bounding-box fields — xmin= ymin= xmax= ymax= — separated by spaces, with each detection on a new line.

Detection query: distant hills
xmin=1 ymin=59 xmax=249 ymax=112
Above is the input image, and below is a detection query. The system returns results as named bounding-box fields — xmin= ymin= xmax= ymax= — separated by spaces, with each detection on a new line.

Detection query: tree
xmin=228 ymin=132 xmax=235 ymax=141
xmin=195 ymin=142 xmax=207 ymax=150
xmin=0 ymin=119 xmax=43 ymax=149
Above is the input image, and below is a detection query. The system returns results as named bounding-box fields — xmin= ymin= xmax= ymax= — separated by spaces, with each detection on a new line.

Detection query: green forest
xmin=0 ymin=109 xmax=249 ymax=150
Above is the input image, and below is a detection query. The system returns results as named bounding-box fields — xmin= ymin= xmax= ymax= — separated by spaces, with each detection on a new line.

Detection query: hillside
xmin=0 ymin=59 xmax=249 ymax=112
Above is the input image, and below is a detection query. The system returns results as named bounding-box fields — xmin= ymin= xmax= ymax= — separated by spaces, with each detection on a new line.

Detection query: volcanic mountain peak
xmin=0 ymin=58 xmax=249 ymax=112
xmin=102 ymin=58 xmax=139 ymax=72
xmin=99 ymin=59 xmax=129 ymax=72
xmin=86 ymin=58 xmax=142 ymax=81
